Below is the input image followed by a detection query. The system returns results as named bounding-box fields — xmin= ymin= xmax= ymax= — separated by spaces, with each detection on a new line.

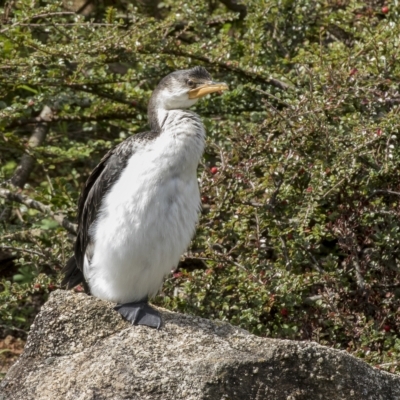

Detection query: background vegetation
xmin=1 ymin=0 xmax=400 ymax=378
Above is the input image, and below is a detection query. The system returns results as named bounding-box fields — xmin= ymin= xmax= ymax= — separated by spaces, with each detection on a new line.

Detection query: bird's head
xmin=148 ymin=66 xmax=228 ymax=130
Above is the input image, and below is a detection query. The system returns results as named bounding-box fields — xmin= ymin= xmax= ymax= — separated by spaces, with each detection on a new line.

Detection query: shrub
xmin=1 ymin=0 xmax=399 ymax=375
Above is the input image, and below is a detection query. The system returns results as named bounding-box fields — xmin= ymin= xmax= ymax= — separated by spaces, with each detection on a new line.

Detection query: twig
xmin=321 ymin=286 xmax=358 ymax=348
xmin=376 ymin=362 xmax=400 ymax=368
xmin=1 ymin=0 xmax=16 ymax=24
xmin=0 ymin=11 xmax=76 ymax=34
xmin=0 ymin=245 xmax=45 ymax=258
xmin=266 ymin=158 xmax=291 ymax=210
xmin=0 ymin=229 xmax=33 ymax=241
xmin=240 ymin=201 xmax=264 ymax=207
xmin=73 ymin=86 xmax=146 ymax=109
xmin=5 ymin=111 xmax=140 ymax=130
xmin=253 ymin=87 xmax=292 ymax=108
xmin=163 ymin=49 xmax=292 ymax=90
xmin=211 ymin=248 xmax=264 ymax=284
xmin=322 ymin=177 xmax=346 ymax=198
xmin=367 ymin=189 xmax=400 ymax=200
xmin=0 ymin=188 xmax=77 ymax=235
xmin=371 ymin=284 xmax=400 ymax=289
xmin=303 ymin=294 xmax=323 ymax=304
xmin=0 ymin=324 xmax=28 ymax=335
xmin=279 ymin=236 xmax=292 ymax=270
xmin=3 ymin=23 xmax=116 ymax=27
xmin=303 ymin=246 xmax=324 ymax=273
xmin=353 ymin=248 xmax=365 ymax=291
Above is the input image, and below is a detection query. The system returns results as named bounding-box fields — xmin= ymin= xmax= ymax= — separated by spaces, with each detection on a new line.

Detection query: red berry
xmin=210 ymin=167 xmax=218 ymax=174
xmin=74 ymin=285 xmax=84 ymax=292
xmin=280 ymin=308 xmax=289 ymax=317
xmin=306 ymin=187 xmax=313 ymax=193
xmin=382 ymin=6 xmax=389 ymax=14
xmin=201 ymin=195 xmax=209 ymax=203
xmin=34 ymin=283 xmax=41 ymax=289
xmin=173 ymin=272 xmax=183 ymax=278
xmin=48 ymin=283 xmax=56 ymax=291
xmin=349 ymin=68 xmax=358 ymax=76
xmin=131 ymin=100 xmax=138 ymax=107
xmin=383 ymin=324 xmax=391 ymax=332
xmin=377 ymin=128 xmax=382 ymax=136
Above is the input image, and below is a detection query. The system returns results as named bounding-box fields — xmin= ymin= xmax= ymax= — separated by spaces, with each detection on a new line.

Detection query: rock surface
xmin=1 ymin=290 xmax=400 ymax=400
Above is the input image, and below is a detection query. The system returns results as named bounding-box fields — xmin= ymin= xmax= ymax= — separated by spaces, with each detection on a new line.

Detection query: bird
xmin=62 ymin=66 xmax=228 ymax=329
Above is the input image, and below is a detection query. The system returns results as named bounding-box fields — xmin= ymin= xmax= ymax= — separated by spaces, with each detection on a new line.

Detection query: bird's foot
xmin=114 ymin=300 xmax=162 ymax=329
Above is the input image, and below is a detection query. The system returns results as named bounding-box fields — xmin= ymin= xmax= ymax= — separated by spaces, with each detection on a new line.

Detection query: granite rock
xmin=1 ymin=290 xmax=400 ymax=400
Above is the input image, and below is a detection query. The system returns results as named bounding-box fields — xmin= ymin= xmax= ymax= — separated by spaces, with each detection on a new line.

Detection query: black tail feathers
xmin=61 ymin=256 xmax=89 ymax=292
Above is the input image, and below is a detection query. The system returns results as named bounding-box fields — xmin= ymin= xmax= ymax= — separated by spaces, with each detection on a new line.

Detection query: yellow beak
xmin=188 ymin=82 xmax=229 ymax=99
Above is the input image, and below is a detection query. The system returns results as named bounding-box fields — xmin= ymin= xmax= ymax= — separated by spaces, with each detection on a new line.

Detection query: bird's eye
xmin=187 ymin=79 xmax=195 ymax=88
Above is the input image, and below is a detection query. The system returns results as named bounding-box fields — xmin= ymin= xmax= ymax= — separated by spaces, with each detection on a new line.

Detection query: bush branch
xmin=0 ymin=188 xmax=77 ymax=235
xmin=163 ymin=49 xmax=292 ymax=90
xmin=5 ymin=111 xmax=140 ymax=130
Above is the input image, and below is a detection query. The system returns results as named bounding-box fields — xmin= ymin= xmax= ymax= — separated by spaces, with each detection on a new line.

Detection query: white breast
xmin=84 ymin=112 xmax=205 ymax=304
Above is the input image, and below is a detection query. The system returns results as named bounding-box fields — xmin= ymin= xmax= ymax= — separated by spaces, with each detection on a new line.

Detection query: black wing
xmin=75 ymin=147 xmax=125 ymax=270
xmin=61 ymin=131 xmax=159 ymax=290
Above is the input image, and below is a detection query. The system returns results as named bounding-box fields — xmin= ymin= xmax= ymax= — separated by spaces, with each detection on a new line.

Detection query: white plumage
xmin=85 ymin=111 xmax=205 ymax=303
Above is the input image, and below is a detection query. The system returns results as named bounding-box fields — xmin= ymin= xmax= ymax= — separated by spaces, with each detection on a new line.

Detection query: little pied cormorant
xmin=62 ymin=67 xmax=228 ymax=329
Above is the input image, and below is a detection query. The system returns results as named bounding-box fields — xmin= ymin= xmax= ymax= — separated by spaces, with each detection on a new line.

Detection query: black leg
xmin=114 ymin=298 xmax=162 ymax=329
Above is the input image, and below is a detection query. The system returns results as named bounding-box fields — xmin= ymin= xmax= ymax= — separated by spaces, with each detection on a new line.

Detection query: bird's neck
xmin=147 ymin=94 xmax=206 ymax=166
xmin=148 ymin=106 xmax=203 ymax=134
xmin=150 ymin=108 xmax=205 ymax=170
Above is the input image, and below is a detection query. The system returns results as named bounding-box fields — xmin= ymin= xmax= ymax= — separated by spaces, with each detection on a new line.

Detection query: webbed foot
xmin=114 ymin=300 xmax=162 ymax=329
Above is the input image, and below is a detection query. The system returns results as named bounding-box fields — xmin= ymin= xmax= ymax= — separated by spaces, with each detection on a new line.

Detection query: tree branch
xmin=1 ymin=106 xmax=53 ymax=222
xmin=0 ymin=245 xmax=45 ymax=258
xmin=0 ymin=188 xmax=77 ymax=235
xmin=0 ymin=11 xmax=76 ymax=34
xmin=368 ymin=189 xmax=400 ymax=199
xmin=11 ymin=106 xmax=53 ymax=188
xmin=5 ymin=111 xmax=141 ymax=130
xmin=163 ymin=49 xmax=292 ymax=90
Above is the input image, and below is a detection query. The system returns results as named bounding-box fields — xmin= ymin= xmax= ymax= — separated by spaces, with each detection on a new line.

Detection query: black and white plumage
xmin=62 ymin=67 xmax=228 ymax=328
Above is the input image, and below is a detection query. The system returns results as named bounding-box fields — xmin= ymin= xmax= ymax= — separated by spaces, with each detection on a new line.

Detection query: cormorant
xmin=62 ymin=66 xmax=228 ymax=329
